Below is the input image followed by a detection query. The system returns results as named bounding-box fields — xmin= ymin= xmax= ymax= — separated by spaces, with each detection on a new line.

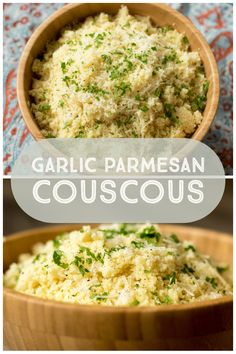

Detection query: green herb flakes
xmin=53 ymin=250 xmax=69 ymax=269
xmin=131 ymin=299 xmax=140 ymax=306
xmin=73 ymin=256 xmax=90 ymax=276
xmin=131 ymin=241 xmax=145 ymax=249
xmin=206 ymin=276 xmax=218 ymax=289
xmin=140 ymin=105 xmax=149 ymax=112
xmin=170 ymin=234 xmax=180 ymax=243
xmin=163 ymin=272 xmax=176 ymax=285
xmin=182 ymin=36 xmax=189 ymax=48
xmin=53 ymin=239 xmax=61 ymax=248
xmin=164 ymin=103 xmax=178 ymax=122
xmin=217 ymin=266 xmax=228 ymax=274
xmin=114 ymin=82 xmax=131 ymax=96
xmin=181 ymin=264 xmax=195 ymax=275
xmin=38 ymin=103 xmax=51 ymax=112
xmin=139 ymin=226 xmax=161 ymax=242
xmin=185 ymin=245 xmax=196 ymax=252
xmin=91 ymin=292 xmax=109 ymax=302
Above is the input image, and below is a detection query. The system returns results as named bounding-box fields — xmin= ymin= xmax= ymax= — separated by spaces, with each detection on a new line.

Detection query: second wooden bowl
xmin=4 ymin=224 xmax=232 ymax=350
xmin=17 ymin=3 xmax=219 ymax=141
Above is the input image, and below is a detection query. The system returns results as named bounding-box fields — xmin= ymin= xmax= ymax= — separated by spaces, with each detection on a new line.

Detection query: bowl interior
xmin=4 ymin=224 xmax=232 ymax=271
xmin=18 ymin=3 xmax=219 ymax=140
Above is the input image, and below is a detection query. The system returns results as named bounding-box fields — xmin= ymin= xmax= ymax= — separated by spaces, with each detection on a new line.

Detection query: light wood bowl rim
xmin=17 ymin=3 xmax=219 ymax=141
xmin=4 ymin=224 xmax=232 ymax=313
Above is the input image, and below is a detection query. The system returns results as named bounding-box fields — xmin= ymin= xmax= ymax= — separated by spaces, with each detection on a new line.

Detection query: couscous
xmin=29 ymin=6 xmax=208 ymax=138
xmin=4 ymin=224 xmax=232 ymax=306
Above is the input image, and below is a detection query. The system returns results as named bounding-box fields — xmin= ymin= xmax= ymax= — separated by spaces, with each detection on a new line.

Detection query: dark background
xmin=3 ymin=179 xmax=233 ymax=235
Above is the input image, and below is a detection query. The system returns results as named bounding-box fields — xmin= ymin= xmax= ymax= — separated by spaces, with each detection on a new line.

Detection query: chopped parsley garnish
xmin=109 ymin=58 xmax=133 ymax=80
xmin=33 ymin=254 xmax=41 ymax=263
xmin=191 ymin=95 xmax=207 ymax=112
xmin=114 ymin=82 xmax=131 ymax=96
xmin=84 ymin=44 xmax=92 ymax=50
xmin=75 ymin=130 xmax=86 ymax=138
xmin=164 ymin=103 xmax=178 ymax=122
xmin=119 ymin=224 xmax=130 ymax=235
xmin=94 ymin=32 xmax=106 ymax=47
xmin=139 ymin=226 xmax=161 ymax=242
xmin=60 ymin=59 xmax=74 ymax=74
xmin=110 ymin=67 xmax=121 ymax=80
xmin=154 ymin=88 xmax=162 ymax=98
xmin=135 ymin=53 xmax=149 ymax=64
xmin=63 ymin=121 xmax=72 ymax=129
xmin=170 ymin=234 xmax=180 ymax=243
xmin=181 ymin=264 xmax=195 ymax=275
xmin=124 ymin=57 xmax=133 ymax=70
xmin=140 ymin=105 xmax=149 ymax=112
xmin=197 ymin=65 xmax=205 ymax=74
xmin=53 ymin=250 xmax=69 ymax=269
xmin=163 ymin=272 xmax=176 ymax=285
xmin=162 ymin=295 xmax=172 ymax=304
xmin=123 ymin=21 xmax=131 ymax=28
xmin=202 ymin=80 xmax=209 ymax=95
xmin=45 ymin=133 xmax=54 ymax=138
xmin=131 ymin=240 xmax=145 ymax=249
xmin=162 ymin=49 xmax=181 ymax=65
xmin=106 ymin=245 xmax=126 ymax=256
xmin=217 ymin=266 xmax=228 ymax=274
xmin=206 ymin=276 xmax=218 ymax=289
xmin=84 ymin=84 xmax=109 ymax=98
xmin=66 ymin=39 xmax=78 ymax=45
xmin=132 ymin=131 xmax=138 ymax=138
xmin=101 ymin=54 xmax=112 ymax=65
xmin=89 ymin=283 xmax=101 ymax=290
xmin=144 ymin=269 xmax=151 ymax=274
xmin=100 ymin=229 xmax=117 ymax=239
xmin=62 ymin=76 xmax=71 ymax=87
xmin=167 ymin=251 xmax=174 ymax=256
xmin=53 ymin=239 xmax=61 ymax=248
xmin=58 ymin=100 xmax=64 ymax=108
xmin=90 ymin=292 xmax=109 ymax=302
xmin=95 ymin=119 xmax=102 ymax=127
xmin=135 ymin=94 xmax=141 ymax=101
xmin=160 ymin=25 xmax=173 ymax=34
xmin=61 ymin=62 xmax=66 ymax=73
xmin=182 ymin=36 xmax=189 ymax=48
xmin=79 ymin=245 xmax=104 ymax=264
xmin=131 ymin=299 xmax=140 ymax=306
xmin=73 ymin=256 xmax=90 ymax=276
xmin=111 ymin=50 xmax=123 ymax=55
xmin=79 ymin=264 xmax=89 ymax=276
xmin=185 ymin=245 xmax=196 ymax=252
xmin=38 ymin=103 xmax=51 ymax=112
xmin=190 ymin=81 xmax=208 ymax=112
xmin=101 ymin=224 xmax=134 ymax=239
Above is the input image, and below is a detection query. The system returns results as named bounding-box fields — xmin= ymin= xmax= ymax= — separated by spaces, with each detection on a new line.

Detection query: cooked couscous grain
xmin=29 ymin=6 xmax=208 ymax=138
xmin=4 ymin=224 xmax=232 ymax=306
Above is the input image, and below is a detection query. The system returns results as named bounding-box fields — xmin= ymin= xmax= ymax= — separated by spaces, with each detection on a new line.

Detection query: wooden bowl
xmin=17 ymin=3 xmax=219 ymax=141
xmin=4 ymin=224 xmax=232 ymax=350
